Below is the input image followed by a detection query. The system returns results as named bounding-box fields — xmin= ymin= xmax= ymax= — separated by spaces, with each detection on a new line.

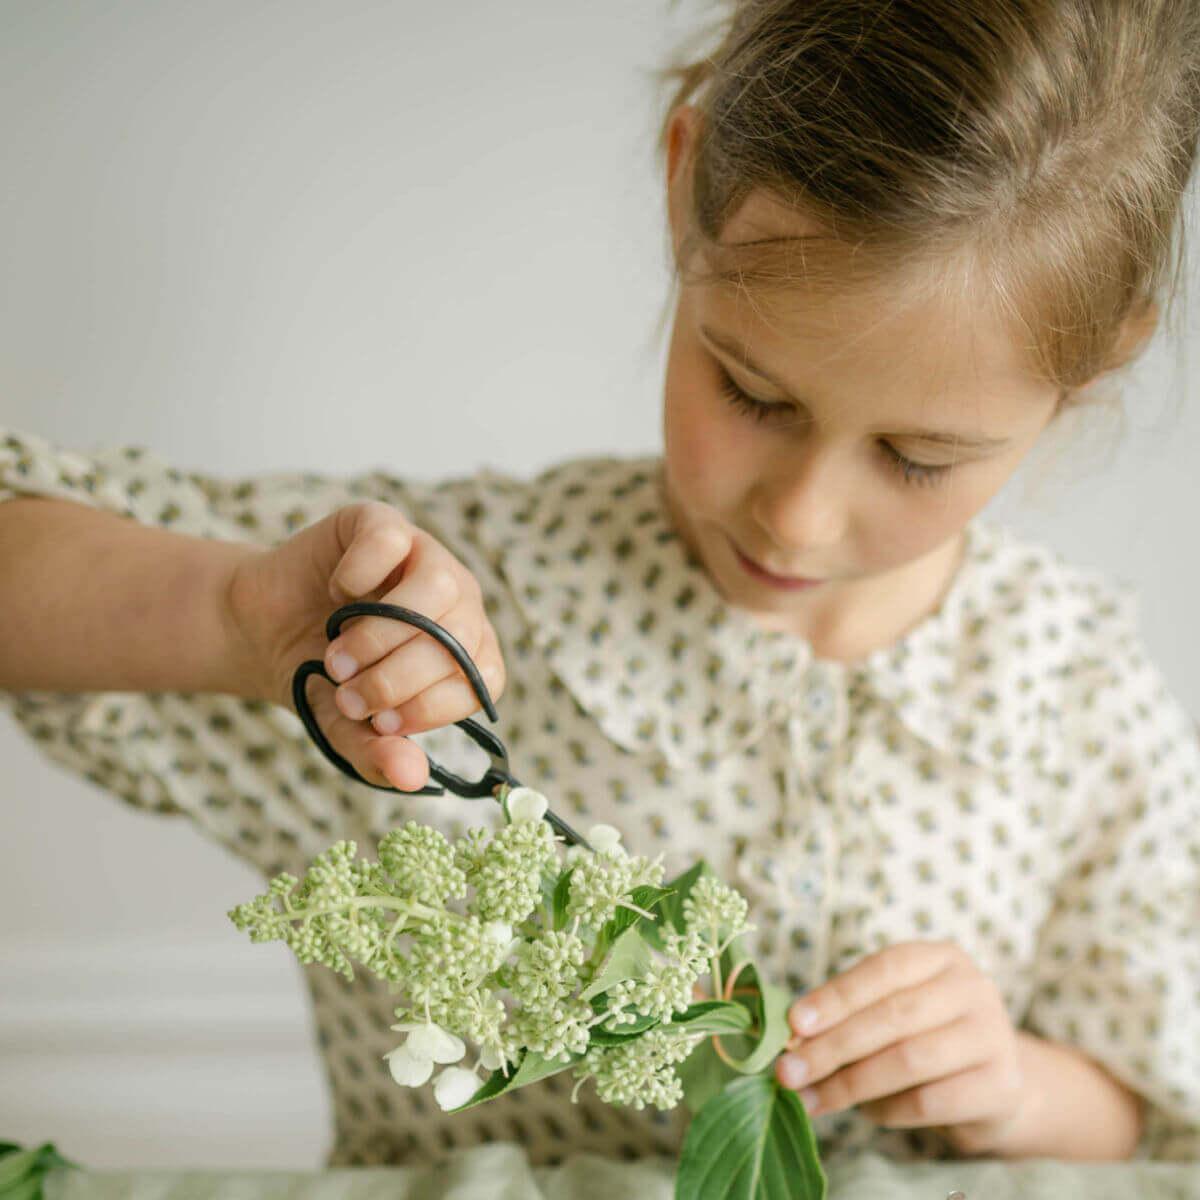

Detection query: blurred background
xmin=1 ymin=0 xmax=1196 ymax=1170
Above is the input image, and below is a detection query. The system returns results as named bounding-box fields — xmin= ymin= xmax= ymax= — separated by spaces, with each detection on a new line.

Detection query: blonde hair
xmin=653 ymin=0 xmax=1200 ymax=404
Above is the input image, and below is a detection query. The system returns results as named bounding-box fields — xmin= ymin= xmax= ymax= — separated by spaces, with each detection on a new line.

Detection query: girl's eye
xmin=879 ymin=442 xmax=953 ymax=487
xmin=716 ymin=361 xmax=953 ymax=487
xmin=715 ymin=365 xmax=794 ymax=423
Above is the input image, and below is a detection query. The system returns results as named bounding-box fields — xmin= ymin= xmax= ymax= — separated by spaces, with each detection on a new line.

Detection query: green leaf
xmin=677 ymin=1038 xmax=743 ymax=1114
xmin=447 ymin=1046 xmax=584 ymax=1113
xmin=669 ymin=999 xmax=753 ymax=1036
xmin=601 ymin=883 xmax=673 ymax=942
xmin=720 ymin=960 xmax=794 ymax=1076
xmin=586 ymin=997 xmax=750 ymax=1048
xmin=551 ymin=867 xmax=575 ymax=931
xmin=0 ymin=1149 xmax=38 ymax=1191
xmin=580 ymin=926 xmax=654 ymax=1001
xmin=0 ymin=1175 xmax=41 ymax=1200
xmin=674 ymin=1074 xmax=826 ymax=1200
xmin=641 ymin=860 xmax=712 ymax=951
xmin=0 ymin=1141 xmax=81 ymax=1198
xmin=588 ymin=1012 xmax=662 ymax=1045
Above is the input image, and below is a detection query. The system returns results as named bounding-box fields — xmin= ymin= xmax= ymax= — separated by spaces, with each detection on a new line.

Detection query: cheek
xmin=858 ymin=464 xmax=1011 ymax=568
xmin=663 ymin=364 xmax=750 ymax=509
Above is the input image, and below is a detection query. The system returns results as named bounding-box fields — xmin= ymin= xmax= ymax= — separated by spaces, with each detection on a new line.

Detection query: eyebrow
xmin=698 ymin=323 xmax=1012 ymax=451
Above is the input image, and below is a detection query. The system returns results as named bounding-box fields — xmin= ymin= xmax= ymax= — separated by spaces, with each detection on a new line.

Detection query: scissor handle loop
xmin=291 ymin=602 xmax=516 ymax=798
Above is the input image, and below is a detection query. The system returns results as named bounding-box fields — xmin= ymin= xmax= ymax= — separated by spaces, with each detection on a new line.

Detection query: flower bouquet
xmin=228 ymin=785 xmax=827 ymax=1199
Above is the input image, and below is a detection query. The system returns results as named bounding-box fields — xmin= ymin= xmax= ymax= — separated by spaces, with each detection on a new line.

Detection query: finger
xmin=310 ymin=688 xmax=431 ymax=792
xmin=369 ymin=613 xmax=504 ymax=736
xmin=324 ymin=551 xmax=465 ymax=684
xmin=787 ymin=939 xmax=962 ymax=1040
xmin=388 ymin=656 xmax=505 ymax=734
xmin=790 ymin=1013 xmax=995 ymax=1117
xmin=335 ymin=600 xmax=487 ymax=727
xmin=782 ymin=962 xmax=969 ymax=1083
xmin=856 ymin=1056 xmax=1023 ymax=1132
xmin=329 ymin=502 xmax=416 ymax=603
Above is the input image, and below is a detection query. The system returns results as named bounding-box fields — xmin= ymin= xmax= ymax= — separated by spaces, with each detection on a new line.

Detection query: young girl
xmin=2 ymin=0 xmax=1198 ymax=1172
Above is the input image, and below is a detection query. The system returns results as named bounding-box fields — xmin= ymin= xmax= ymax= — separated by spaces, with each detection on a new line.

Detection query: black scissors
xmin=291 ymin=601 xmax=592 ymax=850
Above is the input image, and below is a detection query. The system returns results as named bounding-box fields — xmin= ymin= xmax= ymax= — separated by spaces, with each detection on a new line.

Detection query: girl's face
xmin=661 ymin=114 xmax=1062 ymax=653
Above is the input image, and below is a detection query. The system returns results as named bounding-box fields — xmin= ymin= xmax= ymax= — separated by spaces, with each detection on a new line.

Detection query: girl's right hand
xmin=226 ymin=500 xmax=507 ymax=792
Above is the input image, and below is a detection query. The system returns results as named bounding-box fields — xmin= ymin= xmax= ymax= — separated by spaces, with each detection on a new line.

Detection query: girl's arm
xmin=0 ymin=496 xmax=265 ymax=699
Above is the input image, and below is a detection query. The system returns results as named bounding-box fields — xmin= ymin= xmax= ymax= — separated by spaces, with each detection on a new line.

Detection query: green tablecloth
xmin=40 ymin=1143 xmax=1200 ymax=1199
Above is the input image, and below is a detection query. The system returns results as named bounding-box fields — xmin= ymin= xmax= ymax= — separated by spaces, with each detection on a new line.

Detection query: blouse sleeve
xmin=1023 ymin=590 xmax=1200 ymax=1160
xmin=0 ymin=425 xmax=517 ymax=877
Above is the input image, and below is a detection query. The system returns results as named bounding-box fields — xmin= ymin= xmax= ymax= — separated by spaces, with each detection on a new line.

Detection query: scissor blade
xmin=543 ymin=806 xmax=593 ymax=852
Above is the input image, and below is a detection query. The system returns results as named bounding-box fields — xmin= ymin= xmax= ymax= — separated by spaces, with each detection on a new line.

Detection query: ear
xmin=665 ymin=105 xmax=702 ymax=265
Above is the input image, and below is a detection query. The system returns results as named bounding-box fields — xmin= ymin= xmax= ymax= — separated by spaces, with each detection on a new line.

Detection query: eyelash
xmin=714 ymin=365 xmax=952 ymax=488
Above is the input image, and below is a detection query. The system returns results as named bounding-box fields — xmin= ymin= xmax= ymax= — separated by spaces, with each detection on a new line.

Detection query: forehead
xmin=702 ymin=192 xmax=1054 ymax=419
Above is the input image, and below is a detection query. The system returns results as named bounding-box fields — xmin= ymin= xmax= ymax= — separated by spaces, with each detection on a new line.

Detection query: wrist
xmin=977 ymin=1031 xmax=1144 ymax=1161
xmin=213 ymin=540 xmax=274 ymax=701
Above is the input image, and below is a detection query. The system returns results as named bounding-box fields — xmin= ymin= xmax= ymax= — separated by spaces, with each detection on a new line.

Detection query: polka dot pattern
xmin=1 ymin=427 xmax=1197 ymax=1166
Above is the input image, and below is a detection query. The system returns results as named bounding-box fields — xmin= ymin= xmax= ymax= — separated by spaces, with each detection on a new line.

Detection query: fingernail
xmin=801 ymin=1088 xmax=820 ymax=1115
xmin=339 ymin=688 xmax=367 ymax=720
xmin=328 ymin=652 xmax=358 ymax=683
xmin=374 ymin=710 xmax=403 ymax=735
xmin=790 ymin=1005 xmax=819 ymax=1036
xmin=779 ymin=1054 xmax=808 ymax=1089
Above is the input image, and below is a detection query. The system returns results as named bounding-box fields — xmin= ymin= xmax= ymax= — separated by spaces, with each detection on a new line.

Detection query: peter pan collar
xmin=484 ymin=455 xmax=1128 ymax=777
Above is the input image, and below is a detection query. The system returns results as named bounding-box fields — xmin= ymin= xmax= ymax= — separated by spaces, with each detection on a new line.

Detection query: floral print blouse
xmin=1 ymin=425 xmax=1198 ymax=1166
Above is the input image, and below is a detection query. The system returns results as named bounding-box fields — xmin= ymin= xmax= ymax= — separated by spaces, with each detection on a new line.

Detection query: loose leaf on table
xmin=674 ymin=1074 xmax=827 ymax=1200
xmin=580 ymin=926 xmax=654 ymax=1001
xmin=0 ymin=1141 xmax=81 ymax=1200
xmin=447 ymin=1047 xmax=584 ymax=1113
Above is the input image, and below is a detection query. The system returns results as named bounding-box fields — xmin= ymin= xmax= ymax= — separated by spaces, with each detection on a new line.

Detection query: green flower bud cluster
xmin=507 ymin=929 xmax=587 ymax=1007
xmin=681 ymin=874 xmax=750 ymax=940
xmin=378 ymin=822 xmax=467 ymax=906
xmin=566 ymin=850 xmax=667 ymax=929
xmin=406 ymin=910 xmax=512 ymax=1006
xmin=465 ymin=819 xmax=558 ymax=924
xmin=228 ymin=787 xmax=757 ymax=1117
xmin=605 ymin=929 xmax=707 ymax=1024
xmin=577 ymin=1026 xmax=699 ymax=1110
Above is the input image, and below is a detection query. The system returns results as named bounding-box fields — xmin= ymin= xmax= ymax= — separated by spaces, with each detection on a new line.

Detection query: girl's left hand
xmin=774 ymin=939 xmax=1026 ymax=1156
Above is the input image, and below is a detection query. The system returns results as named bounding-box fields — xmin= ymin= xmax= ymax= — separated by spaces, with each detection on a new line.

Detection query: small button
xmin=807 ymin=684 xmax=832 ymax=715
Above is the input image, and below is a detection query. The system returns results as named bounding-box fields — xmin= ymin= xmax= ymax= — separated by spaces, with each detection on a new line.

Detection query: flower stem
xmin=288 ymin=894 xmax=445 ymax=926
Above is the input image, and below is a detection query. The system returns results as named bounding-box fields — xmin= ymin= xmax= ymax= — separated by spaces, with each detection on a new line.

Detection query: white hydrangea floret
xmin=504 ymin=786 xmax=549 ymax=824
xmin=586 ymin=823 xmax=626 ymax=857
xmin=432 ymin=1065 xmax=484 ymax=1111
xmin=479 ymin=1044 xmax=507 ymax=1072
xmin=383 ymin=1018 xmax=466 ymax=1089
xmin=383 ymin=1043 xmax=435 ymax=1087
xmin=400 ymin=1020 xmax=467 ymax=1064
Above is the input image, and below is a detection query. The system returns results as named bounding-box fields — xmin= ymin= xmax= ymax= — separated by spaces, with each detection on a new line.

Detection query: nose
xmin=750 ymin=445 xmax=847 ymax=556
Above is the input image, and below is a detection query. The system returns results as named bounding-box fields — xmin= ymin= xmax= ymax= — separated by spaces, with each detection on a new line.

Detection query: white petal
xmin=406 ymin=1021 xmax=466 ymax=1064
xmin=384 ymin=1044 xmax=434 ymax=1087
xmin=482 ymin=920 xmax=513 ymax=944
xmin=504 ymin=786 xmax=548 ymax=824
xmin=587 ymin=823 xmax=624 ymax=854
xmin=479 ymin=1044 xmax=506 ymax=1072
xmin=433 ymin=1065 xmax=483 ymax=1111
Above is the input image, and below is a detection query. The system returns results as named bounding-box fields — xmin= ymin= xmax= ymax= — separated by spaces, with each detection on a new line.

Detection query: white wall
xmin=1 ymin=0 xmax=1196 ymax=1169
